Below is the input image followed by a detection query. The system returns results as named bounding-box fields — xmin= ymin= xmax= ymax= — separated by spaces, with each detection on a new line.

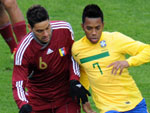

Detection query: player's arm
xmin=69 ymin=57 xmax=93 ymax=112
xmin=116 ymin=32 xmax=150 ymax=66
xmin=78 ymin=67 xmax=96 ymax=113
xmin=126 ymin=43 xmax=150 ymax=66
xmin=12 ymin=51 xmax=32 ymax=113
xmin=64 ymin=22 xmax=80 ymax=81
xmin=63 ymin=22 xmax=91 ymax=106
xmin=107 ymin=32 xmax=150 ymax=75
xmin=12 ymin=65 xmax=32 ymax=113
xmin=82 ymin=102 xmax=97 ymax=113
xmin=65 ymin=22 xmax=95 ymax=113
xmin=71 ymin=42 xmax=96 ymax=113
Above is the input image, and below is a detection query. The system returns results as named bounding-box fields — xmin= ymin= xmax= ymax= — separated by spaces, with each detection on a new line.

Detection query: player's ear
xmin=28 ymin=24 xmax=32 ymax=32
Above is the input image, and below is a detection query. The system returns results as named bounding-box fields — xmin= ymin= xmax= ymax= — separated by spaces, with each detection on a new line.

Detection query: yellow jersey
xmin=72 ymin=32 xmax=150 ymax=112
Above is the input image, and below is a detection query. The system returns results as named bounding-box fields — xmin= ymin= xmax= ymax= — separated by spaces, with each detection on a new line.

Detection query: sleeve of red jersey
xmin=69 ymin=56 xmax=80 ymax=80
xmin=12 ymin=62 xmax=29 ymax=109
xmin=65 ymin=23 xmax=80 ymax=81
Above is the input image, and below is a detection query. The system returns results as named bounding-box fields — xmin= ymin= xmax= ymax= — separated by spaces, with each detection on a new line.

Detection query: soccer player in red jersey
xmin=12 ymin=5 xmax=95 ymax=113
xmin=0 ymin=0 xmax=26 ymax=53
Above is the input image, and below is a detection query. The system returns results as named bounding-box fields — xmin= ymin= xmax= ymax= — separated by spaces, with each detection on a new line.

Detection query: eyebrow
xmin=36 ymin=24 xmax=50 ymax=31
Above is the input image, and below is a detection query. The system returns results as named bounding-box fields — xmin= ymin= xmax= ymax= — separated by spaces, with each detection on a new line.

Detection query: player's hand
xmin=82 ymin=102 xmax=97 ymax=113
xmin=107 ymin=61 xmax=129 ymax=75
xmin=19 ymin=104 xmax=32 ymax=113
xmin=70 ymin=80 xmax=91 ymax=104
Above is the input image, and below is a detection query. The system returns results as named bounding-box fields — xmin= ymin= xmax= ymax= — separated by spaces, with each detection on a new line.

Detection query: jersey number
xmin=39 ymin=57 xmax=47 ymax=69
xmin=93 ymin=62 xmax=103 ymax=75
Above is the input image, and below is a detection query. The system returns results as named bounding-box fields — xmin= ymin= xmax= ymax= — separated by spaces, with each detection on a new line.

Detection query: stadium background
xmin=0 ymin=0 xmax=149 ymax=112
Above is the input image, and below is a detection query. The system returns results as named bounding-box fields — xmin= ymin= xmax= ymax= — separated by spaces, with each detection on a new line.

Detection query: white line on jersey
xmin=16 ymin=81 xmax=28 ymax=102
xmin=71 ymin=56 xmax=80 ymax=77
xmin=15 ymin=33 xmax=33 ymax=65
xmin=51 ymin=21 xmax=74 ymax=40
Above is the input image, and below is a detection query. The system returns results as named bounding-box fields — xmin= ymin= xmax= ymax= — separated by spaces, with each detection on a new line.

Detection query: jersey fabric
xmin=31 ymin=100 xmax=80 ymax=113
xmin=106 ymin=99 xmax=148 ymax=113
xmin=72 ymin=32 xmax=150 ymax=112
xmin=12 ymin=21 xmax=80 ymax=111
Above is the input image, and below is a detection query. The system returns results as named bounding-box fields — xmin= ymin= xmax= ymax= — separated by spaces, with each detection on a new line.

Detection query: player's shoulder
xmin=72 ymin=36 xmax=85 ymax=50
xmin=103 ymin=31 xmax=119 ymax=36
xmin=104 ymin=31 xmax=126 ymax=37
xmin=15 ymin=32 xmax=34 ymax=65
xmin=50 ymin=20 xmax=72 ymax=30
xmin=102 ymin=31 xmax=123 ymax=40
xmin=107 ymin=31 xmax=132 ymax=41
xmin=50 ymin=20 xmax=69 ymax=24
xmin=18 ymin=32 xmax=34 ymax=47
xmin=17 ymin=32 xmax=35 ymax=55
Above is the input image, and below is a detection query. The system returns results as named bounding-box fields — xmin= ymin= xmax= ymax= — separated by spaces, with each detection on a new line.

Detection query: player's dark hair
xmin=82 ymin=4 xmax=103 ymax=23
xmin=27 ymin=5 xmax=49 ymax=28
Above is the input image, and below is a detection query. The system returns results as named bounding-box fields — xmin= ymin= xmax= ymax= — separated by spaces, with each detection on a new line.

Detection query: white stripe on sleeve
xmin=71 ymin=56 xmax=80 ymax=77
xmin=16 ymin=81 xmax=28 ymax=103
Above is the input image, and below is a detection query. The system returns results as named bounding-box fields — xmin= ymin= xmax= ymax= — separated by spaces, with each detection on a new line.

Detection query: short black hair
xmin=82 ymin=4 xmax=103 ymax=23
xmin=27 ymin=5 xmax=49 ymax=28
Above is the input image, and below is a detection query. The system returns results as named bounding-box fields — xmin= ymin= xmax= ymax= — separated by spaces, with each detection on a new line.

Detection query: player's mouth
xmin=42 ymin=36 xmax=50 ymax=42
xmin=90 ymin=38 xmax=99 ymax=43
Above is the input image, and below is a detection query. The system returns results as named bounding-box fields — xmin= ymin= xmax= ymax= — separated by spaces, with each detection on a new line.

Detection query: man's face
xmin=82 ymin=17 xmax=104 ymax=44
xmin=29 ymin=20 xmax=52 ymax=43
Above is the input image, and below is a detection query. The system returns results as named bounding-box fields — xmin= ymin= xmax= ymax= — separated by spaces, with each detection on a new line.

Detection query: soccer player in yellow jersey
xmin=71 ymin=4 xmax=150 ymax=113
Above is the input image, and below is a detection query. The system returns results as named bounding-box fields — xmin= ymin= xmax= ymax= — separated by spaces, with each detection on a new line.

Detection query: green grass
xmin=0 ymin=0 xmax=150 ymax=112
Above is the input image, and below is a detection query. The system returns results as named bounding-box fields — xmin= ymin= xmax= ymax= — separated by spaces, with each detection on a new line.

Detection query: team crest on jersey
xmin=100 ymin=40 xmax=106 ymax=47
xmin=59 ymin=47 xmax=67 ymax=56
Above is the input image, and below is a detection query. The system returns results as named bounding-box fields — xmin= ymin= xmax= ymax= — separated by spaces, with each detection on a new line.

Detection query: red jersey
xmin=12 ymin=21 xmax=80 ymax=110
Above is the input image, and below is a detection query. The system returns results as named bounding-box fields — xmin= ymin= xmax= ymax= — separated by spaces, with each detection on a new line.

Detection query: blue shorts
xmin=106 ymin=98 xmax=149 ymax=113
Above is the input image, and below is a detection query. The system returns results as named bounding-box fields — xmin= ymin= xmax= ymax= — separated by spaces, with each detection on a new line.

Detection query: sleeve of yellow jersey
xmin=114 ymin=32 xmax=150 ymax=66
xmin=79 ymin=66 xmax=90 ymax=90
xmin=72 ymin=42 xmax=90 ymax=90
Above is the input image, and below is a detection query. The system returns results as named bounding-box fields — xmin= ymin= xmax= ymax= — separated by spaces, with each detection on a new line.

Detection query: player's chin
xmin=90 ymin=39 xmax=99 ymax=44
xmin=42 ymin=38 xmax=50 ymax=43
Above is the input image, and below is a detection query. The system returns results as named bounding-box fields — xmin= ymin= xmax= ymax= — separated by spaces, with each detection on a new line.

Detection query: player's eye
xmin=37 ymin=30 xmax=43 ymax=33
xmin=96 ymin=26 xmax=100 ymax=30
xmin=86 ymin=26 xmax=92 ymax=30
